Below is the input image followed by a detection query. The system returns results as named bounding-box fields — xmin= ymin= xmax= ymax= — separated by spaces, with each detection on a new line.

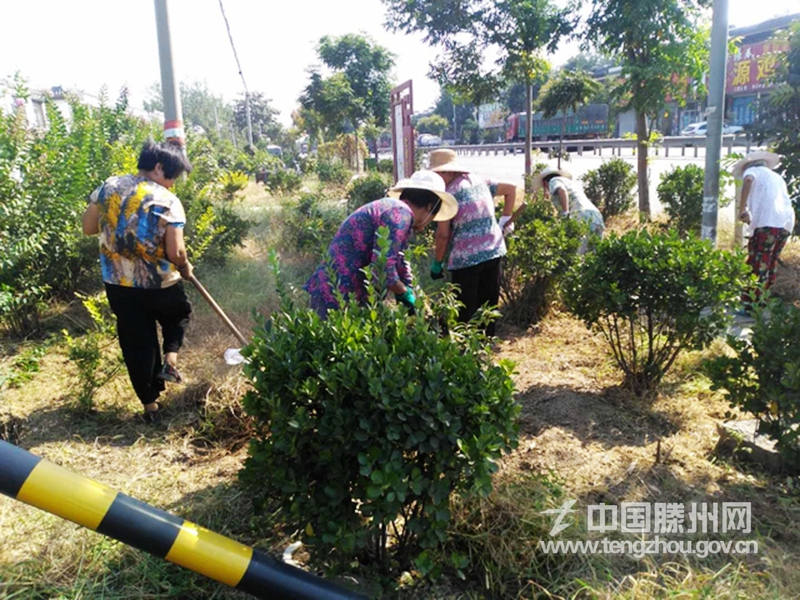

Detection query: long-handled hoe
xmin=188 ymin=274 xmax=249 ymax=365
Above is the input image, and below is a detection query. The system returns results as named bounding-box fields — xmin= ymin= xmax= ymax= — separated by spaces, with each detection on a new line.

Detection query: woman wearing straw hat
xmin=304 ymin=170 xmax=457 ymax=317
xmin=534 ymin=166 xmax=605 ymax=254
xmin=734 ymin=151 xmax=795 ymax=312
xmin=427 ymin=148 xmax=520 ymax=336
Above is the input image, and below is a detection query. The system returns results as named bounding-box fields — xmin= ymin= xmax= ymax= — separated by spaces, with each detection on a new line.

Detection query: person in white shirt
xmin=735 ymin=151 xmax=795 ymax=311
xmin=535 ymin=166 xmax=605 ymax=254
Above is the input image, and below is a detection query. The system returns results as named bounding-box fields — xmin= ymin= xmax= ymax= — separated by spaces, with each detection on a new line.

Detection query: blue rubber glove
xmin=395 ymin=288 xmax=416 ymax=314
xmin=430 ymin=260 xmax=445 ymax=280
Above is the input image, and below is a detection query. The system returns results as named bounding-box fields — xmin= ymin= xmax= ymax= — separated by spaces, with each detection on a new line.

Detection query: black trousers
xmin=105 ymin=282 xmax=192 ymax=405
xmin=449 ymin=257 xmax=502 ymax=336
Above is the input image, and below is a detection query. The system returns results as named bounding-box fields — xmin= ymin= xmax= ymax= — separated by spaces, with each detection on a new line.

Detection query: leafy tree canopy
xmin=416 ymin=114 xmax=450 ymax=136
xmin=300 ymin=33 xmax=395 ymax=141
xmin=233 ymin=91 xmax=281 ymax=144
xmin=384 ymin=0 xmax=572 ymax=104
xmin=537 ymin=69 xmax=602 ymax=118
xmin=561 ymin=51 xmax=616 ymax=73
xmin=581 ymin=0 xmax=710 ymax=216
xmin=144 ymin=80 xmax=232 ymax=135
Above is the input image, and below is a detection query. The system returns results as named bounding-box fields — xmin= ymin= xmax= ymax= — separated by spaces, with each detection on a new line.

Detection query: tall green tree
xmin=537 ymin=69 xmax=601 ymax=167
xmin=416 ymin=114 xmax=450 ymax=137
xmin=300 ymin=34 xmax=395 ymax=170
xmin=562 ymin=51 xmax=615 ymax=73
xmin=384 ymin=0 xmax=573 ymax=186
xmin=233 ymin=92 xmax=281 ymax=145
xmin=144 ymin=81 xmax=232 ymax=137
xmin=431 ymin=86 xmax=475 ymax=140
xmin=299 ymin=71 xmax=356 ymax=141
xmin=583 ymin=0 xmax=710 ymax=217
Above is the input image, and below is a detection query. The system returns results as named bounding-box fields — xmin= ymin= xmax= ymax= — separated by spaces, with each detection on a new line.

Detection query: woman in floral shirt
xmin=428 ymin=149 xmax=520 ymax=335
xmin=304 ymin=170 xmax=457 ymax=316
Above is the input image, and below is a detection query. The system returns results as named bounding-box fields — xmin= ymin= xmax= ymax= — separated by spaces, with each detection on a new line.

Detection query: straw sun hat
xmin=387 ymin=170 xmax=458 ymax=221
xmin=428 ymin=149 xmax=470 ymax=174
xmin=532 ymin=166 xmax=572 ymax=191
xmin=732 ymin=151 xmax=781 ymax=179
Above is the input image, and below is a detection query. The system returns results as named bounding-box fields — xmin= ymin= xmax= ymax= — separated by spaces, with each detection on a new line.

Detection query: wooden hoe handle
xmin=188 ymin=274 xmax=249 ymax=347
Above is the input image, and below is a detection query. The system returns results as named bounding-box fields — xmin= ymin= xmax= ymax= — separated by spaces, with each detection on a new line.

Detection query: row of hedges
xmin=580 ymin=158 xmax=706 ymax=237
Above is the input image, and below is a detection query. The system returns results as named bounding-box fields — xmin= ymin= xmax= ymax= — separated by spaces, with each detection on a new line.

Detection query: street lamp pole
xmin=701 ymin=0 xmax=730 ymax=246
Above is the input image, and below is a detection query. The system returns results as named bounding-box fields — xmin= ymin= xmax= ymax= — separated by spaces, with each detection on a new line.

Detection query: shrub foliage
xmin=582 ymin=158 xmax=637 ymax=219
xmin=500 ymin=199 xmax=586 ymax=327
xmin=0 ymin=87 xmax=156 ymax=335
xmin=347 ymin=171 xmax=391 ymax=210
xmin=240 ymin=239 xmax=519 ymax=566
xmin=707 ymin=297 xmax=800 ymax=469
xmin=657 ymin=164 xmax=705 ymax=238
xmin=277 ymin=192 xmax=346 ymax=256
xmin=564 ymin=230 xmax=749 ymax=396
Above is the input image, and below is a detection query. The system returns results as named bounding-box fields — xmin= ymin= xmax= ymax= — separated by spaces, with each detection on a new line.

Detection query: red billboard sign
xmin=726 ymin=40 xmax=789 ymax=94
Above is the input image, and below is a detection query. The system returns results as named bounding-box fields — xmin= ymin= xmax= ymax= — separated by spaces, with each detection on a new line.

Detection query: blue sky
xmin=1 ymin=0 xmax=796 ymax=125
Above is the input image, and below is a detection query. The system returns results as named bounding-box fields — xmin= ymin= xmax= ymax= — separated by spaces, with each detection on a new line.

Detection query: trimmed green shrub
xmin=277 ymin=192 xmax=346 ymax=256
xmin=500 ymin=199 xmax=586 ymax=327
xmin=265 ymin=167 xmax=303 ymax=195
xmin=173 ymin=136 xmax=251 ymax=266
xmin=707 ymin=297 xmax=800 ymax=469
xmin=317 ymin=159 xmax=351 ymax=184
xmin=219 ymin=170 xmax=249 ymax=202
xmin=564 ymin=230 xmax=749 ymax=396
xmin=377 ymin=158 xmax=394 ymax=174
xmin=582 ymin=158 xmax=637 ymax=218
xmin=240 ymin=239 xmax=519 ymax=566
xmin=657 ymin=164 xmax=704 ymax=238
xmin=347 ymin=172 xmax=392 ymax=210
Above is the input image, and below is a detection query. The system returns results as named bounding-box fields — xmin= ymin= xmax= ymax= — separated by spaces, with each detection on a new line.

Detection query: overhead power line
xmin=218 ymin=0 xmax=253 ymax=145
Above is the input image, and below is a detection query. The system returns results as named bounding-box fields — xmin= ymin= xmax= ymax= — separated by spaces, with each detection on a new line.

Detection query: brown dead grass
xmin=486 ymin=306 xmax=800 ymax=599
xmin=769 ymin=237 xmax=800 ymax=307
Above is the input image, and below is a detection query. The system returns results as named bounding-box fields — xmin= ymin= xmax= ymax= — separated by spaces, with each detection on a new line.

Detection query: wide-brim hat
xmin=532 ymin=166 xmax=572 ymax=191
xmin=387 ymin=169 xmax=459 ymax=221
xmin=428 ymin=148 xmax=470 ymax=174
xmin=732 ymin=151 xmax=781 ymax=179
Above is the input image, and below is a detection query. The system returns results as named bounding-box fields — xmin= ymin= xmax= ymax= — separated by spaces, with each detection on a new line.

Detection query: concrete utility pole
xmin=452 ymin=102 xmax=457 ymax=143
xmin=524 ymin=83 xmax=533 ymax=191
xmin=153 ymin=0 xmax=185 ymax=146
xmin=245 ymin=91 xmax=254 ymax=146
xmin=701 ymin=0 xmax=729 ymax=246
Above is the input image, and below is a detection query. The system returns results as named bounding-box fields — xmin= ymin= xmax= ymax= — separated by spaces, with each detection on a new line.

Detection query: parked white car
xmin=681 ymin=121 xmax=743 ymax=136
xmin=418 ymin=134 xmax=442 ymax=147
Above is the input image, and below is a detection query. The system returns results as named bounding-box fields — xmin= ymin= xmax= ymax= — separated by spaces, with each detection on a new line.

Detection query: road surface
xmin=420 ymin=149 xmax=738 ymax=221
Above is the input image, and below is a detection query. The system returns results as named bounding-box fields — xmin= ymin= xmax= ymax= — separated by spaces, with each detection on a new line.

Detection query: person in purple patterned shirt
xmin=304 ymin=170 xmax=457 ymax=317
xmin=428 ymin=149 xmax=520 ymax=336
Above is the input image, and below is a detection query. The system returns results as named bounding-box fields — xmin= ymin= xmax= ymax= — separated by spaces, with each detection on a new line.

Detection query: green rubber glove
xmin=395 ymin=288 xmax=416 ymax=311
xmin=430 ymin=260 xmax=445 ymax=280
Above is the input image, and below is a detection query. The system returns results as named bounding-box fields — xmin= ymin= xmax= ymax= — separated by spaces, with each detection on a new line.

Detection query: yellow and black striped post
xmin=0 ymin=440 xmax=364 ymax=599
